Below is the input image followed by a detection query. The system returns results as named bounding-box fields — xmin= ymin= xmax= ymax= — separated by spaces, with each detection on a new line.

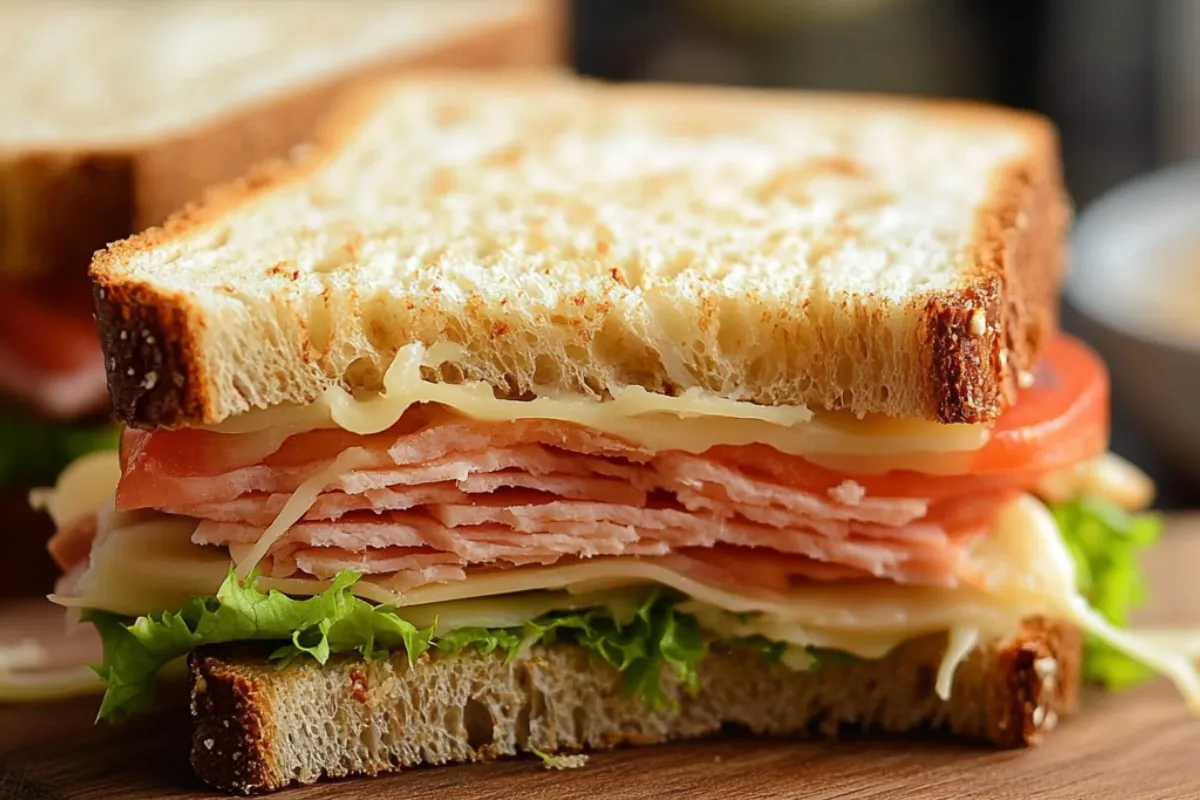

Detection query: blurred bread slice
xmin=0 ymin=0 xmax=564 ymax=278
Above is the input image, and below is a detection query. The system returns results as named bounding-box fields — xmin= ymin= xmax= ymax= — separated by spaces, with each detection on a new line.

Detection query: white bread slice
xmin=189 ymin=619 xmax=1081 ymax=794
xmin=92 ymin=75 xmax=1069 ymax=427
xmin=0 ymin=0 xmax=562 ymax=277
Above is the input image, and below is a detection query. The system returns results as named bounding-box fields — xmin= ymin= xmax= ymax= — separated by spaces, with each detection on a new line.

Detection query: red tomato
xmin=712 ymin=334 xmax=1108 ymax=500
xmin=969 ymin=334 xmax=1109 ymax=475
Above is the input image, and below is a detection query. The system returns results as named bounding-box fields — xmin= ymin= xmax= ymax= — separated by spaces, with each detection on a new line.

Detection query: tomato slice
xmin=969 ymin=334 xmax=1109 ymax=475
xmin=713 ymin=334 xmax=1108 ymax=505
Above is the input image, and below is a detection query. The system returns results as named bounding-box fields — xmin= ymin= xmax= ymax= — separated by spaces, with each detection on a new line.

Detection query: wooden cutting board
xmin=4 ymin=515 xmax=1200 ymax=800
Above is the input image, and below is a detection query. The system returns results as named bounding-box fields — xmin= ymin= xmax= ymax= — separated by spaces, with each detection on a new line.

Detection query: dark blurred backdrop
xmin=571 ymin=0 xmax=1200 ymax=509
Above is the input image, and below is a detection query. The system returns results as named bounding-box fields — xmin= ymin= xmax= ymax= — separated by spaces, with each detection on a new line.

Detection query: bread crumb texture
xmin=94 ymin=75 xmax=1068 ymax=426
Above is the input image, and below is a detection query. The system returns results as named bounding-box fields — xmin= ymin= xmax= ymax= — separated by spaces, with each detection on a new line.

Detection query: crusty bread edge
xmin=926 ymin=124 xmax=1069 ymax=422
xmin=91 ymin=79 xmax=1068 ymax=427
xmin=0 ymin=0 xmax=565 ymax=279
xmin=188 ymin=618 xmax=1081 ymax=794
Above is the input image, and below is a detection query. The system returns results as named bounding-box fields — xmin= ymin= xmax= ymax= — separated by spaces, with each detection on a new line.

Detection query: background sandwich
xmin=41 ymin=74 xmax=1199 ymax=794
xmin=0 ymin=0 xmax=563 ymax=597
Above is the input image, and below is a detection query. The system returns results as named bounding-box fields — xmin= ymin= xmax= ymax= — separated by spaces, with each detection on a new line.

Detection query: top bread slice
xmin=0 ymin=0 xmax=562 ymax=278
xmin=91 ymin=74 xmax=1070 ymax=428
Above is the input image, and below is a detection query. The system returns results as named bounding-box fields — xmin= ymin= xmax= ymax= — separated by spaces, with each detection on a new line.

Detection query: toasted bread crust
xmin=992 ymin=616 xmax=1081 ymax=746
xmin=190 ymin=658 xmax=278 ymax=794
xmin=0 ymin=1 xmax=563 ymax=279
xmin=926 ymin=150 xmax=1068 ymax=422
xmin=189 ymin=619 xmax=1080 ymax=794
xmin=94 ymin=280 xmax=204 ymax=426
xmin=91 ymin=80 xmax=1068 ymax=428
xmin=944 ymin=152 xmax=1068 ymax=421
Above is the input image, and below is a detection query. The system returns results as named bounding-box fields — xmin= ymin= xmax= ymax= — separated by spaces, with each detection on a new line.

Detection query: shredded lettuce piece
xmin=435 ymin=627 xmax=526 ymax=661
xmin=735 ymin=635 xmax=789 ymax=665
xmin=529 ymin=746 xmax=589 ymax=770
xmin=1052 ymin=494 xmax=1163 ymax=690
xmin=809 ymin=647 xmax=863 ymax=670
xmin=0 ymin=406 xmax=117 ymax=487
xmin=726 ymin=636 xmax=858 ymax=671
xmin=435 ymin=588 xmax=709 ymax=709
xmin=86 ymin=570 xmax=434 ymax=723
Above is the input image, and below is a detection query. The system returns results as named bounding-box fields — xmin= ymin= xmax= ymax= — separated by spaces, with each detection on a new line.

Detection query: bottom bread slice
xmin=189 ymin=618 xmax=1080 ymax=794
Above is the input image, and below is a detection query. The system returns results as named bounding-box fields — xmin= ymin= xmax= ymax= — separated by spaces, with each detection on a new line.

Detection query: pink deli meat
xmin=102 ymin=410 xmax=1021 ymax=594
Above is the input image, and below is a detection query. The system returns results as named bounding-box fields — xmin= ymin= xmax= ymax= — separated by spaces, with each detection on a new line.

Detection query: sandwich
xmin=38 ymin=74 xmax=1200 ymax=794
xmin=0 ymin=0 xmax=562 ymax=596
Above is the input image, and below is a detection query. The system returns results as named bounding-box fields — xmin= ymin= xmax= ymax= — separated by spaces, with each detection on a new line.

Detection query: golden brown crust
xmin=191 ymin=654 xmax=279 ymax=796
xmin=1 ymin=0 xmax=564 ymax=280
xmin=188 ymin=619 xmax=1082 ymax=795
xmin=990 ymin=617 xmax=1082 ymax=746
xmin=926 ymin=123 xmax=1070 ymax=423
xmin=90 ymin=79 xmax=1069 ymax=428
xmin=93 ymin=279 xmax=205 ymax=427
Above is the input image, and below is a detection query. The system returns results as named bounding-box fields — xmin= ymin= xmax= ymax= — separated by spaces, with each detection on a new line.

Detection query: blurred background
xmin=1 ymin=0 xmax=1197 ymax=603
xmin=572 ymin=0 xmax=1200 ymax=509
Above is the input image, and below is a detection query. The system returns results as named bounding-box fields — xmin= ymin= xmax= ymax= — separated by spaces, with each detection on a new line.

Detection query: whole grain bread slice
xmin=92 ymin=75 xmax=1069 ymax=428
xmin=0 ymin=0 xmax=563 ymax=279
xmin=189 ymin=618 xmax=1080 ymax=794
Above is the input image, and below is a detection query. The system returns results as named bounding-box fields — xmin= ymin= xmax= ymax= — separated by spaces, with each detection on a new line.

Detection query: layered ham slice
xmin=99 ymin=407 xmax=1026 ymax=595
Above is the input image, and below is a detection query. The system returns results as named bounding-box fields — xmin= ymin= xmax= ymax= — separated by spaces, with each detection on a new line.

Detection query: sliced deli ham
xmin=194 ymin=502 xmax=951 ymax=582
xmin=105 ymin=406 xmax=1036 ymax=594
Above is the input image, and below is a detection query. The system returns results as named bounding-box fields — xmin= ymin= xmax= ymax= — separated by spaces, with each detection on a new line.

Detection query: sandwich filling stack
xmin=39 ymin=76 xmax=1200 ymax=793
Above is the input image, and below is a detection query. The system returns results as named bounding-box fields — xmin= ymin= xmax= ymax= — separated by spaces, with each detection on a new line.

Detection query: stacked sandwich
xmin=0 ymin=0 xmax=560 ymax=594
xmin=42 ymin=76 xmax=1200 ymax=794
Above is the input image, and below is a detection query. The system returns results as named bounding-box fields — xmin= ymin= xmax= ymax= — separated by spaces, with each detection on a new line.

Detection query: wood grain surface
xmin=3 ymin=515 xmax=1200 ymax=800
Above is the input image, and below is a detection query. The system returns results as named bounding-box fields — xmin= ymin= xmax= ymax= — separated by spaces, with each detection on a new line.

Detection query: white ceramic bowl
xmin=1068 ymin=162 xmax=1200 ymax=484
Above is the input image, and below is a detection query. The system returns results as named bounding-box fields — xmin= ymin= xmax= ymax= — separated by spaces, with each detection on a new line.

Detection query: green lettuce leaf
xmin=1052 ymin=494 xmax=1163 ymax=691
xmin=736 ymin=635 xmax=789 ymax=665
xmin=88 ymin=573 xmax=863 ymax=724
xmin=87 ymin=569 xmax=434 ymax=723
xmin=434 ymin=588 xmax=708 ymax=709
xmin=0 ymin=405 xmax=117 ymax=488
xmin=434 ymin=627 xmax=526 ymax=661
xmin=809 ymin=647 xmax=863 ymax=670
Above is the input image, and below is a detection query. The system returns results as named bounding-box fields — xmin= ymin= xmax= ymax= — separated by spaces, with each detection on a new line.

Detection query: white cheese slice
xmin=28 ymin=450 xmax=121 ymax=529
xmin=200 ymin=342 xmax=990 ymax=464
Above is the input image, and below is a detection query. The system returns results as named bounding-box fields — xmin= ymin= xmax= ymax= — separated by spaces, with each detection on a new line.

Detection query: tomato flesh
xmin=969 ymin=335 xmax=1109 ymax=476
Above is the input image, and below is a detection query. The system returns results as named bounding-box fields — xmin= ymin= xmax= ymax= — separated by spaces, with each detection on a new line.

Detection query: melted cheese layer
xmin=202 ymin=343 xmax=990 ymax=466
